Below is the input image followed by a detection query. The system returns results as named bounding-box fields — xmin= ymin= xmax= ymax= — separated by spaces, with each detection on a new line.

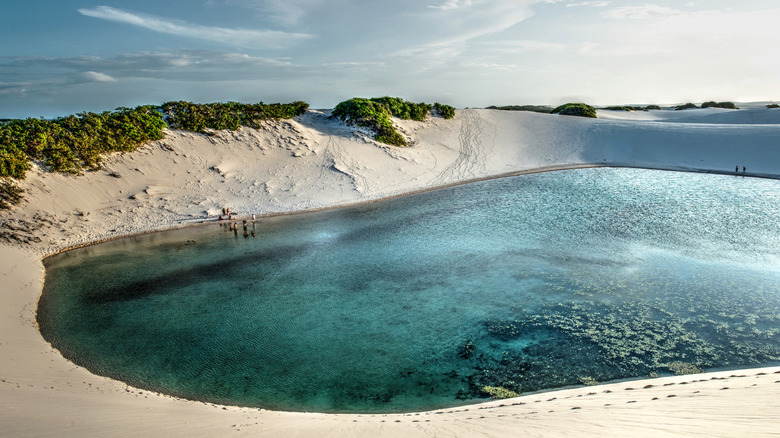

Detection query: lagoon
xmin=38 ymin=168 xmax=780 ymax=413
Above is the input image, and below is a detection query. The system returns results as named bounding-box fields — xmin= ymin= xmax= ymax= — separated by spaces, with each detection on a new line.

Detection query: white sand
xmin=2 ymin=105 xmax=780 ymax=437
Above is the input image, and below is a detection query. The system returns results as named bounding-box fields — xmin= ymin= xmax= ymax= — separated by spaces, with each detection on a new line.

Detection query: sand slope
xmin=2 ymin=107 xmax=780 ymax=437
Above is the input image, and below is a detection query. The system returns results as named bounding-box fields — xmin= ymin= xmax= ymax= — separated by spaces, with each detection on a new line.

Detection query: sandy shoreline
xmin=2 ymin=106 xmax=780 ymax=437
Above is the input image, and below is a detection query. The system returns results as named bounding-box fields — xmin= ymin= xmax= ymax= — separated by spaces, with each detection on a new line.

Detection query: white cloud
xmin=602 ymin=5 xmax=684 ymax=19
xmin=80 ymin=71 xmax=117 ymax=83
xmin=78 ymin=6 xmax=312 ymax=49
xmin=213 ymin=0 xmax=324 ymax=26
xmin=429 ymin=0 xmax=474 ymax=10
xmin=567 ymin=1 xmax=609 ymax=7
xmin=487 ymin=40 xmax=566 ymax=54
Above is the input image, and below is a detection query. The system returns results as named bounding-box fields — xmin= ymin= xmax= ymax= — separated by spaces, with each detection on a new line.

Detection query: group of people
xmin=219 ymin=208 xmax=258 ymax=238
xmin=736 ymin=165 xmax=748 ymax=173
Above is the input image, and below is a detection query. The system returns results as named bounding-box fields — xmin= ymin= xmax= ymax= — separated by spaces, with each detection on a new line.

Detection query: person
xmin=252 ymin=213 xmax=256 ymax=221
xmin=743 ymin=166 xmax=746 ymax=173
xmin=736 ymin=165 xmax=739 ymax=173
xmin=222 ymin=207 xmax=226 ymax=216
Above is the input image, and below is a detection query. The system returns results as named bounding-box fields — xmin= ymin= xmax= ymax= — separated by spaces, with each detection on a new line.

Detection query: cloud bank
xmin=78 ymin=5 xmax=312 ymax=49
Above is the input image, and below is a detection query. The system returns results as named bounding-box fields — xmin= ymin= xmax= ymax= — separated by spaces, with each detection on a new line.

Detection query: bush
xmin=767 ymin=104 xmax=780 ymax=109
xmin=161 ymin=101 xmax=309 ymax=132
xmin=551 ymin=103 xmax=597 ymax=118
xmin=667 ymin=361 xmax=702 ymax=376
xmin=434 ymin=102 xmax=456 ymax=119
xmin=0 ymin=106 xmax=166 ymax=178
xmin=332 ymin=97 xmax=456 ymax=146
xmin=332 ymin=98 xmax=407 ymax=146
xmin=486 ymin=105 xmax=553 ymax=114
xmin=702 ymin=101 xmax=736 ymax=109
xmin=645 ymin=105 xmax=662 ymax=110
xmin=675 ymin=103 xmax=698 ymax=111
xmin=367 ymin=97 xmax=431 ymax=121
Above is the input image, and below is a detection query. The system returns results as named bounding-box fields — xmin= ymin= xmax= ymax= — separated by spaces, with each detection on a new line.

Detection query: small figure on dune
xmin=736 ymin=165 xmax=739 ymax=173
xmin=743 ymin=166 xmax=747 ymax=173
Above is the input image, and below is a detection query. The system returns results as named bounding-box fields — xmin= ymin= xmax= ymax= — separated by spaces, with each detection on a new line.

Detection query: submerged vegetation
xmin=455 ymin=270 xmax=780 ymax=399
xmin=332 ymin=97 xmax=455 ymax=147
xmin=551 ymin=103 xmax=598 ymax=118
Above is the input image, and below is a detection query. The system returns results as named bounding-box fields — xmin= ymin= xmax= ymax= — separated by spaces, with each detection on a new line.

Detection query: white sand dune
xmin=1 ymin=106 xmax=779 ymax=437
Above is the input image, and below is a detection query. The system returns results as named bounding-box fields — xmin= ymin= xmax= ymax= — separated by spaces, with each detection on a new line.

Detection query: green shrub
xmin=332 ymin=98 xmax=406 ymax=146
xmin=675 ymin=103 xmax=698 ymax=111
xmin=486 ymin=105 xmax=554 ymax=114
xmin=332 ymin=97 xmax=456 ymax=146
xmin=434 ymin=102 xmax=456 ymax=119
xmin=551 ymin=103 xmax=597 ymax=118
xmin=161 ymin=101 xmax=309 ymax=132
xmin=645 ymin=105 xmax=662 ymax=110
xmin=767 ymin=104 xmax=779 ymax=109
xmin=367 ymin=97 xmax=432 ymax=121
xmin=0 ymin=106 xmax=166 ymax=178
xmin=666 ymin=361 xmax=702 ymax=376
xmin=603 ymin=106 xmax=634 ymax=111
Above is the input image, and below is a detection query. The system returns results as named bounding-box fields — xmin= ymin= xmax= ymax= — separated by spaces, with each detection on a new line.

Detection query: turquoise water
xmin=39 ymin=168 xmax=780 ymax=412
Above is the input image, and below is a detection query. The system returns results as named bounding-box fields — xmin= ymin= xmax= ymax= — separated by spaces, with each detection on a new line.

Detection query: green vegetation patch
xmin=675 ymin=103 xmax=698 ymax=111
xmin=0 ymin=106 xmax=166 ymax=178
xmin=551 ymin=103 xmax=597 ymax=118
xmin=0 ymin=100 xmax=310 ymax=207
xmin=433 ymin=102 xmax=456 ymax=119
xmin=485 ymin=105 xmax=554 ymax=114
xmin=766 ymin=104 xmax=780 ymax=109
xmin=332 ymin=97 xmax=455 ymax=147
xmin=457 ymin=270 xmax=780 ymax=398
xmin=161 ymin=101 xmax=309 ymax=133
xmin=701 ymin=101 xmax=737 ymax=109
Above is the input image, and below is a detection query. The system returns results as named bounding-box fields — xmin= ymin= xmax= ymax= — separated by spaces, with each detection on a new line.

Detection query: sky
xmin=1 ymin=0 xmax=779 ymax=118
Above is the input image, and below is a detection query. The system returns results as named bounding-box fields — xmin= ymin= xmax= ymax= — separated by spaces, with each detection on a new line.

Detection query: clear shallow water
xmin=39 ymin=168 xmax=780 ymax=412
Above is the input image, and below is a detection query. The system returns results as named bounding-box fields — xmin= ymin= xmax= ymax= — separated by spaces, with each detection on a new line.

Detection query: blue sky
xmin=2 ymin=0 xmax=779 ymax=118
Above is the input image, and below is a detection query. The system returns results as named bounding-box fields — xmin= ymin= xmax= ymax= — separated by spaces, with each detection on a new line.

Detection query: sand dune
xmin=1 ymin=106 xmax=779 ymax=437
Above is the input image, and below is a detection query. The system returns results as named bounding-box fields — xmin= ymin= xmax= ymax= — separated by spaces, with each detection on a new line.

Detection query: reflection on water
xmin=39 ymin=168 xmax=780 ymax=412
